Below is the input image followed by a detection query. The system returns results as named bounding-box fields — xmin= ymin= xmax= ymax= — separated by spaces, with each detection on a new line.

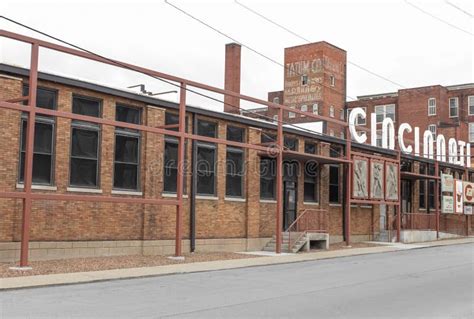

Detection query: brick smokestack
xmin=224 ymin=43 xmax=241 ymax=114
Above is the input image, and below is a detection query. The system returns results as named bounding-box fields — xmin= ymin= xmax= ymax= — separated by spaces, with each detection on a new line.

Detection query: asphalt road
xmin=1 ymin=244 xmax=473 ymax=319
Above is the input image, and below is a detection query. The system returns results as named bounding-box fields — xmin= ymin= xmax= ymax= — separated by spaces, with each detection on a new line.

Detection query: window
xmin=375 ymin=104 xmax=395 ymax=123
xmin=114 ymin=105 xmax=141 ymax=190
xmin=347 ymin=107 xmax=367 ymax=125
xmin=301 ymin=104 xmax=307 ymax=115
xmin=273 ymin=115 xmax=278 ymax=122
xmin=226 ymin=126 xmax=245 ymax=197
xmin=419 ymin=180 xmax=426 ymax=209
xmin=428 ymin=180 xmax=435 ymax=210
xmin=376 ymin=130 xmax=382 ymax=147
xmin=449 ymin=97 xmax=458 ymax=118
xmin=196 ymin=120 xmax=217 ymax=195
xmin=260 ymin=158 xmax=275 ymax=199
xmin=339 ymin=110 xmax=344 ymax=120
xmin=284 ymin=136 xmax=298 ymax=151
xmin=312 ymin=103 xmax=319 ymax=114
xmin=428 ymin=124 xmax=436 ymax=139
xmin=329 ymin=106 xmax=334 ymax=117
xmin=340 ymin=131 xmax=345 ymax=139
xmin=428 ymin=98 xmax=436 ymax=116
xmin=469 ymin=96 xmax=474 ymax=115
xmin=163 ymin=112 xmax=188 ymax=193
xmin=301 ymin=74 xmax=308 ymax=86
xmin=273 ymin=97 xmax=280 ymax=104
xmin=330 ymin=75 xmax=335 ymax=87
xmin=261 ymin=133 xmax=276 ymax=144
xmin=304 ymin=161 xmax=319 ymax=202
xmin=419 ymin=164 xmax=427 ymax=209
xmin=69 ymin=96 xmax=101 ymax=187
xmin=329 ymin=129 xmax=334 ymax=137
xmin=19 ymin=86 xmax=57 ymax=185
xmin=470 ymin=123 xmax=474 ymax=143
xmin=304 ymin=142 xmax=316 ymax=154
xmin=289 ymin=107 xmax=296 ymax=119
xmin=329 ymin=165 xmax=340 ymax=203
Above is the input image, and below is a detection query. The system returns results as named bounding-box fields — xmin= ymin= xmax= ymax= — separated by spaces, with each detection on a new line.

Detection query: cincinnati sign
xmin=348 ymin=108 xmax=471 ymax=168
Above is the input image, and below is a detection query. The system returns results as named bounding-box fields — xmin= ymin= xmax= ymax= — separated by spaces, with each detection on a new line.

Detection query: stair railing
xmin=285 ymin=209 xmax=328 ymax=253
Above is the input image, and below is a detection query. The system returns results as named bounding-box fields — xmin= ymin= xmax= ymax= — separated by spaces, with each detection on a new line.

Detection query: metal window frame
xmin=328 ymin=164 xmax=341 ymax=204
xmin=448 ymin=97 xmax=459 ymax=118
xmin=18 ymin=85 xmax=57 ymax=186
xmin=468 ymin=96 xmax=474 ymax=116
xmin=303 ymin=161 xmax=319 ymax=202
xmin=69 ymin=94 xmax=102 ymax=188
xmin=113 ymin=103 xmax=142 ymax=192
xmin=260 ymin=157 xmax=276 ymax=200
xmin=225 ymin=147 xmax=244 ymax=198
xmin=428 ymin=97 xmax=436 ymax=116
xmin=196 ymin=141 xmax=217 ymax=196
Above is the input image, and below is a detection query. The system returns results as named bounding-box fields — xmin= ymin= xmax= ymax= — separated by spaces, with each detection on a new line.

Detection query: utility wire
xmin=0 ymin=15 xmax=349 ymax=158
xmin=234 ymin=0 xmax=407 ymax=89
xmin=164 ymin=0 xmax=357 ymax=102
xmin=405 ymin=0 xmax=473 ymax=36
xmin=444 ymin=1 xmax=473 ymax=18
xmin=234 ymin=1 xmax=474 ymax=118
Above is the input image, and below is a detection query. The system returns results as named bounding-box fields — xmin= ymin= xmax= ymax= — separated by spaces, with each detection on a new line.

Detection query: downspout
xmin=190 ymin=113 xmax=197 ymax=252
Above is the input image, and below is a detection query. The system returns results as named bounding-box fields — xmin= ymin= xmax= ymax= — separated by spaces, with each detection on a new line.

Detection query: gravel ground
xmin=0 ymin=252 xmax=259 ymax=278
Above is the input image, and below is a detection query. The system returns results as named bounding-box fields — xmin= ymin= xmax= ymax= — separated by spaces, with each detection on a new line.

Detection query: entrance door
xmin=283 ymin=181 xmax=297 ymax=230
xmin=401 ymin=180 xmax=412 ymax=213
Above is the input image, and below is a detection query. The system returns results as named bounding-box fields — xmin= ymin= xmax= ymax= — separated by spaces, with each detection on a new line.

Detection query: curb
xmin=1 ymin=238 xmax=472 ymax=291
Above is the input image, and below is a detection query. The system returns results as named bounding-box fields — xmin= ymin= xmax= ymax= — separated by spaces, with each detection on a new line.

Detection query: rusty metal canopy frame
xmin=1 ymin=29 xmax=398 ymax=267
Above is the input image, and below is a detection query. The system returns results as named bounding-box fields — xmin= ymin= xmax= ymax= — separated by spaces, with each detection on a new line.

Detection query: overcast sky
xmin=1 ymin=0 xmax=473 ymax=111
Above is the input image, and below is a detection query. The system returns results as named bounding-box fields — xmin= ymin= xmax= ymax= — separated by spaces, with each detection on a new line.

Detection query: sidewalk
xmin=1 ymin=237 xmax=472 ymax=291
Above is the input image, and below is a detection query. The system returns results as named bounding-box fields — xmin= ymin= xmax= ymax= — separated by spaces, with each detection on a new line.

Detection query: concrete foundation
xmin=0 ymin=238 xmax=272 ymax=263
xmin=400 ymin=230 xmax=462 ymax=243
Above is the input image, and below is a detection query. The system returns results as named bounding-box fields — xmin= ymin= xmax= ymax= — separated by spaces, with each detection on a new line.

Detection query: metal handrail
xmin=285 ymin=209 xmax=328 ymax=253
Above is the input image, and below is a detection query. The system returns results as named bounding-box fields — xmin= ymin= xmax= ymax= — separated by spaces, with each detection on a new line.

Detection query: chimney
xmin=224 ymin=43 xmax=241 ymax=114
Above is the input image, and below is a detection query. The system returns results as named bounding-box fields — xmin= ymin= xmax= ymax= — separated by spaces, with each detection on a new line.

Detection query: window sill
xmin=195 ymin=195 xmax=218 ymax=200
xmin=260 ymin=199 xmax=277 ymax=204
xmin=67 ymin=187 xmax=103 ymax=194
xmin=303 ymin=201 xmax=319 ymax=206
xmin=225 ymin=197 xmax=246 ymax=202
xmin=162 ymin=193 xmax=189 ymax=199
xmin=112 ymin=190 xmax=143 ymax=196
xmin=16 ymin=183 xmax=57 ymax=191
xmin=329 ymin=203 xmax=342 ymax=207
xmin=360 ymin=205 xmax=373 ymax=209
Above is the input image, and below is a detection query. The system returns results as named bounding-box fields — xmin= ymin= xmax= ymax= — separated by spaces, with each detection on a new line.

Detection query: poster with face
xmin=455 ymin=180 xmax=463 ymax=213
xmin=353 ymin=158 xmax=368 ymax=198
xmin=370 ymin=160 xmax=384 ymax=200
xmin=385 ymin=162 xmax=398 ymax=201
xmin=463 ymin=182 xmax=474 ymax=204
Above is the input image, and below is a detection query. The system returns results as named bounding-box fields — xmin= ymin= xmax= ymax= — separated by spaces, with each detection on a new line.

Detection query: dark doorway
xmin=284 ymin=181 xmax=297 ymax=230
xmin=401 ymin=179 xmax=412 ymax=213
xmin=283 ymin=161 xmax=299 ymax=230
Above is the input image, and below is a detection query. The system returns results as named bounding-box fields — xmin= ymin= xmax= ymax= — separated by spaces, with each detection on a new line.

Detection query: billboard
xmin=455 ymin=180 xmax=463 ymax=213
xmin=463 ymin=182 xmax=474 ymax=203
xmin=441 ymin=174 xmax=454 ymax=193
xmin=442 ymin=196 xmax=454 ymax=213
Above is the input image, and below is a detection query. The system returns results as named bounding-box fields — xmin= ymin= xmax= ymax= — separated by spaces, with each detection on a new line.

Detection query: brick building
xmin=0 ymin=33 xmax=472 ymax=263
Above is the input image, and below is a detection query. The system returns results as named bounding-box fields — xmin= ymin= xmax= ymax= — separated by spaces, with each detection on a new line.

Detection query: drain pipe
xmin=190 ymin=113 xmax=197 ymax=252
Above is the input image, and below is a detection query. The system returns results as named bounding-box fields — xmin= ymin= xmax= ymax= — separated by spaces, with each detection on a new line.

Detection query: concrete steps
xmin=262 ymin=232 xmax=308 ymax=253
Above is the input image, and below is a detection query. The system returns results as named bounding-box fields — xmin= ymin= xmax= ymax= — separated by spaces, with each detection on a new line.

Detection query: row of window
xmin=21 ymin=86 xmax=141 ymax=190
xmin=22 ymin=86 xmax=324 ymax=200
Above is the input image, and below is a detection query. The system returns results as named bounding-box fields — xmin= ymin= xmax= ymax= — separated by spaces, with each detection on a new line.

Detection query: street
xmin=1 ymin=243 xmax=473 ymax=318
